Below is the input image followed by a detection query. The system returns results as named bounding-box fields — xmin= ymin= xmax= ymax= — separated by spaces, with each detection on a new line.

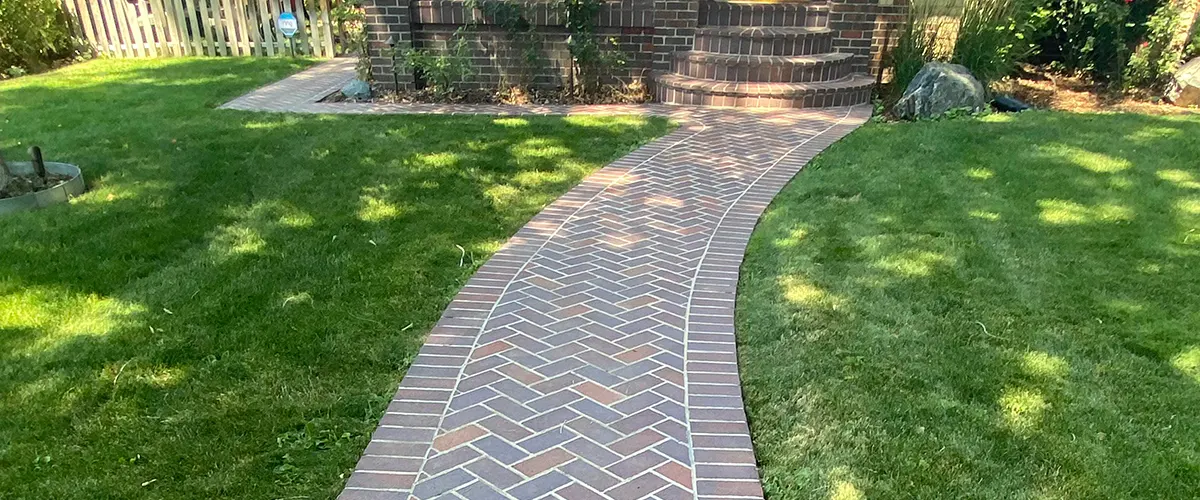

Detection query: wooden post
xmin=29 ymin=146 xmax=47 ymax=182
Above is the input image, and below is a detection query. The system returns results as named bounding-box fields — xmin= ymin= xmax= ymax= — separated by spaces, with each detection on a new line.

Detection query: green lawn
xmin=0 ymin=59 xmax=670 ymax=498
xmin=738 ymin=111 xmax=1200 ymax=498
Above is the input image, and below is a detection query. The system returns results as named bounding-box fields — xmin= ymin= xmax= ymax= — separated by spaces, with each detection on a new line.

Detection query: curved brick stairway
xmin=654 ymin=0 xmax=874 ymax=108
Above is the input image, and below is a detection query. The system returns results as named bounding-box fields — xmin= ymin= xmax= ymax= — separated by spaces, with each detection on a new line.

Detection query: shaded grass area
xmin=738 ymin=111 xmax=1200 ymax=499
xmin=0 ymin=58 xmax=671 ymax=498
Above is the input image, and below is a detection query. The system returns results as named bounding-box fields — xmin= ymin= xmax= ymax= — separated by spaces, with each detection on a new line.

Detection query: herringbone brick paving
xmin=222 ymin=60 xmax=870 ymax=499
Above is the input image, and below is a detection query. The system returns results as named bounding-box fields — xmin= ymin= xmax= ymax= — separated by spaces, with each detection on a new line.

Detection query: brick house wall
xmin=828 ymin=0 xmax=909 ymax=76
xmin=364 ymin=0 xmax=906 ymax=91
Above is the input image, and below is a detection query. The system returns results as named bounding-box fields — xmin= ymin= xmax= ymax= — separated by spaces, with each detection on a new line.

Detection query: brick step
xmin=672 ymin=51 xmax=853 ymax=83
xmin=700 ymin=0 xmax=829 ymax=28
xmin=694 ymin=26 xmax=834 ymax=56
xmin=654 ymin=72 xmax=873 ymax=108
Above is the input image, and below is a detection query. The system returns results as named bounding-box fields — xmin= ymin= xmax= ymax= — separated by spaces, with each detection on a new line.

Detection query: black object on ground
xmin=993 ymin=94 xmax=1031 ymax=112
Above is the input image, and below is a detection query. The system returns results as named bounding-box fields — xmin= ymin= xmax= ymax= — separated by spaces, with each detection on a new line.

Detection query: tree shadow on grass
xmin=0 ymin=58 xmax=672 ymax=498
xmin=737 ymin=111 xmax=1200 ymax=499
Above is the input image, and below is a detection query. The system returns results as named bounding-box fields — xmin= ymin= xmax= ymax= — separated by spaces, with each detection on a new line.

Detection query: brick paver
xmin=223 ymin=59 xmax=870 ymax=500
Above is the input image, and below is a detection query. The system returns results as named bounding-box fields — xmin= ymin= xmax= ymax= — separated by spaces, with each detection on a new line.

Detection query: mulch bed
xmin=0 ymin=173 xmax=72 ymax=199
xmin=324 ymin=83 xmax=652 ymax=106
xmin=994 ymin=65 xmax=1199 ymax=115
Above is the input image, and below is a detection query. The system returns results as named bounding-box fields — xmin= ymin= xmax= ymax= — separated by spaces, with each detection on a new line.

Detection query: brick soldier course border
xmin=223 ymin=60 xmax=870 ymax=499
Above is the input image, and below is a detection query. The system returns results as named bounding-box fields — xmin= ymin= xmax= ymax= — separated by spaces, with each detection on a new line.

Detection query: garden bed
xmin=996 ymin=65 xmax=1200 ymax=115
xmin=0 ymin=161 xmax=84 ymax=215
xmin=322 ymin=83 xmax=651 ymax=106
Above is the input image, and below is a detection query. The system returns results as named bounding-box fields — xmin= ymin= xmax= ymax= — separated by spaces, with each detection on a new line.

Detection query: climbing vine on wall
xmin=562 ymin=0 xmax=625 ymax=96
xmin=465 ymin=0 xmax=543 ymax=88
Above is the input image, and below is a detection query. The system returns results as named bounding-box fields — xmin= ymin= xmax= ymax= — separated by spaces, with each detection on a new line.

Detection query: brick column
xmin=828 ymin=0 xmax=908 ymax=76
xmin=365 ymin=0 xmax=414 ymax=90
xmin=652 ymin=0 xmax=700 ymax=72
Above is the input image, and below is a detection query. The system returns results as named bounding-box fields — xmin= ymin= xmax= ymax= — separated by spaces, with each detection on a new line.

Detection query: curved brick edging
xmin=221 ymin=61 xmax=871 ymax=499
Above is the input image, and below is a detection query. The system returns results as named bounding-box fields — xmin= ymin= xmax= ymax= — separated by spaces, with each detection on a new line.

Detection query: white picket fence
xmin=60 ymin=0 xmax=337 ymax=58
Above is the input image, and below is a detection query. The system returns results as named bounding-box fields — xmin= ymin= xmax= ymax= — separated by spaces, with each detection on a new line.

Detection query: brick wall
xmin=412 ymin=26 xmax=654 ymax=89
xmin=365 ymin=0 xmax=416 ymax=88
xmin=652 ymin=0 xmax=700 ymax=71
xmin=367 ymin=0 xmax=906 ymax=90
xmin=827 ymin=0 xmax=908 ymax=76
xmin=405 ymin=0 xmax=654 ymax=90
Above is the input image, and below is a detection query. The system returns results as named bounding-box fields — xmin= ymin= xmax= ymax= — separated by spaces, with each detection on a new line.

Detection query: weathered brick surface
xmin=671 ymin=51 xmax=853 ymax=83
xmin=652 ymin=0 xmax=701 ymax=71
xmin=364 ymin=0 xmax=907 ymax=105
xmin=827 ymin=0 xmax=909 ymax=75
xmin=411 ymin=25 xmax=654 ymax=89
xmin=222 ymin=60 xmax=872 ymax=499
xmin=654 ymin=0 xmax=900 ymax=108
xmin=691 ymin=25 xmax=834 ymax=56
xmin=365 ymin=0 xmax=416 ymax=87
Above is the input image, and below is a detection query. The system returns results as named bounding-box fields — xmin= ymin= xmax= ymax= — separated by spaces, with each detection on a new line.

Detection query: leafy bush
xmin=562 ymin=0 xmax=626 ymax=97
xmin=1027 ymin=0 xmax=1158 ymax=85
xmin=1126 ymin=2 xmax=1185 ymax=90
xmin=0 ymin=0 xmax=74 ymax=73
xmin=397 ymin=29 xmax=475 ymax=93
xmin=953 ymin=0 xmax=1033 ymax=84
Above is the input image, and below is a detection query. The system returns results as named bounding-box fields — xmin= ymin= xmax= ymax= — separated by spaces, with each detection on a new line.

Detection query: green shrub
xmin=953 ymin=0 xmax=1034 ymax=84
xmin=562 ymin=0 xmax=626 ymax=97
xmin=0 ymin=0 xmax=74 ymax=73
xmin=1126 ymin=2 xmax=1185 ymax=90
xmin=1027 ymin=0 xmax=1158 ymax=85
xmin=397 ymin=28 xmax=474 ymax=93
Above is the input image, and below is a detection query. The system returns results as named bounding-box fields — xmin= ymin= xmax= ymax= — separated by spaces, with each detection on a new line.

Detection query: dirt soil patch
xmin=1 ymin=173 xmax=72 ymax=199
xmin=995 ymin=66 xmax=1200 ymax=115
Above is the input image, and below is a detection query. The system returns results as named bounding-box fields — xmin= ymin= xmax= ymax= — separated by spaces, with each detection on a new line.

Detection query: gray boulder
xmin=341 ymin=79 xmax=371 ymax=101
xmin=1166 ymin=56 xmax=1200 ymax=107
xmin=894 ymin=62 xmax=987 ymax=119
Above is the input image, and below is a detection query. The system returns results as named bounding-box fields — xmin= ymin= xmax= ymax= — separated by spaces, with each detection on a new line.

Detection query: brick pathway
xmin=223 ymin=59 xmax=870 ymax=500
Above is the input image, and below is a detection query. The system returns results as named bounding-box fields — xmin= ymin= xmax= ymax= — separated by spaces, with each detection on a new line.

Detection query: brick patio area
xmin=222 ymin=60 xmax=870 ymax=500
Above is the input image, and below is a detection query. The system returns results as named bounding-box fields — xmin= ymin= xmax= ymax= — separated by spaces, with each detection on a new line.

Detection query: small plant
xmin=1126 ymin=2 xmax=1186 ymax=91
xmin=396 ymin=28 xmax=475 ymax=94
xmin=562 ymin=0 xmax=626 ymax=98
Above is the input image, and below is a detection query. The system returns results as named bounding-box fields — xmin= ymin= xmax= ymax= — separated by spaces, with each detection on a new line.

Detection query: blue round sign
xmin=278 ymin=12 xmax=299 ymax=38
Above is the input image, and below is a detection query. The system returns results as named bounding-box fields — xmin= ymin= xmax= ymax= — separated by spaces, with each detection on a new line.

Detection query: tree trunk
xmin=1173 ymin=0 xmax=1199 ymax=56
xmin=0 ymin=151 xmax=12 ymax=193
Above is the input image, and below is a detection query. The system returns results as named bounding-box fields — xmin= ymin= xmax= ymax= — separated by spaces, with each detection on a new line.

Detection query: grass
xmin=738 ymin=111 xmax=1200 ymax=499
xmin=0 ymin=58 xmax=671 ymax=498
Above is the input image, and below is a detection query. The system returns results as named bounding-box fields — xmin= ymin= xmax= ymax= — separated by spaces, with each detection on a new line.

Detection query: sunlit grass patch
xmin=739 ymin=111 xmax=1200 ymax=499
xmin=0 ymin=58 xmax=671 ymax=499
